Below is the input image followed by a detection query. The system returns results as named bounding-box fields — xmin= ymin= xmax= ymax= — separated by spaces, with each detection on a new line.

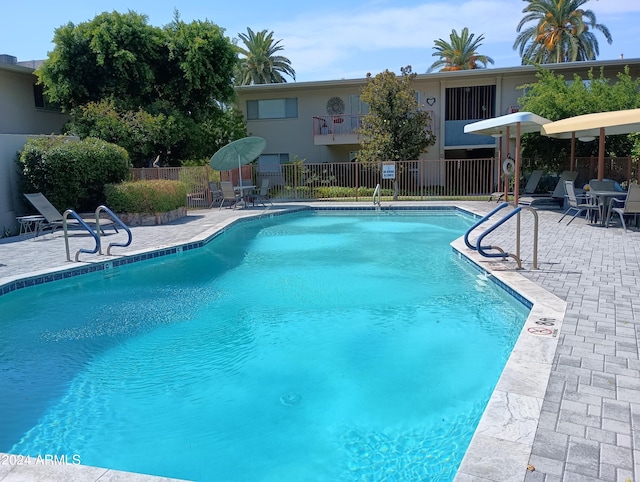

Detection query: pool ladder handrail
xmin=63 ymin=210 xmax=101 ymax=262
xmin=463 ymin=203 xmax=539 ymax=270
xmin=464 ymin=202 xmax=509 ymax=251
xmin=373 ymin=183 xmax=381 ymax=207
xmin=95 ymin=205 xmax=132 ymax=255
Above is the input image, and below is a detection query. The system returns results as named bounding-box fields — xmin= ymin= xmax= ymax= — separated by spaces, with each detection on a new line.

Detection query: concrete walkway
xmin=0 ymin=201 xmax=638 ymax=482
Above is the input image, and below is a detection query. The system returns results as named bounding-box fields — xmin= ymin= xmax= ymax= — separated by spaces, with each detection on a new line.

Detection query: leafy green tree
xmin=235 ymin=28 xmax=296 ymax=85
xmin=429 ymin=27 xmax=494 ymax=72
xmin=164 ymin=15 xmax=238 ymax=113
xmin=518 ymin=66 xmax=640 ymax=169
xmin=37 ymin=10 xmax=244 ymax=166
xmin=38 ymin=11 xmax=166 ymax=111
xmin=514 ymin=0 xmax=612 ymax=64
xmin=358 ymin=66 xmax=435 ymax=198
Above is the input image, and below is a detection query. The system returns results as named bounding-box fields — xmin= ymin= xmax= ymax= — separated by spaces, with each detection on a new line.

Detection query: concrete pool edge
xmin=450 ymin=236 xmax=567 ymax=482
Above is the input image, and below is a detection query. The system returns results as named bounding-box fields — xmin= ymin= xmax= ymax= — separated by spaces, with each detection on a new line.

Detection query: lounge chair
xmin=24 ymin=193 xmax=118 ymax=237
xmin=489 ymin=170 xmax=543 ymax=202
xmin=606 ymin=183 xmax=640 ymax=231
xmin=218 ymin=181 xmax=241 ymax=209
xmin=250 ymin=178 xmax=273 ymax=207
xmin=519 ymin=171 xmax=578 ymax=206
xmin=558 ymin=180 xmax=599 ymax=225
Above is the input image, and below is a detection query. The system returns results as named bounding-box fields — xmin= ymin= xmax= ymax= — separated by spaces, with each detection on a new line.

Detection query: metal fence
xmin=130 ymin=157 xmax=636 ymax=206
xmin=132 ymin=159 xmax=498 ymax=205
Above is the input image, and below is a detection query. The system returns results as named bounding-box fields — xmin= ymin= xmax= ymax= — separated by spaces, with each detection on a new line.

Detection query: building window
xmin=349 ymin=94 xmax=369 ymax=114
xmin=445 ymin=85 xmax=495 ymax=121
xmin=246 ymin=98 xmax=298 ymax=120
xmin=33 ymin=84 xmax=60 ymax=111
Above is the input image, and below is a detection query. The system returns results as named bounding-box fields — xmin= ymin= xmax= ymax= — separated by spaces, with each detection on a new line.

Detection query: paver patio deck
xmin=0 ymin=201 xmax=638 ymax=482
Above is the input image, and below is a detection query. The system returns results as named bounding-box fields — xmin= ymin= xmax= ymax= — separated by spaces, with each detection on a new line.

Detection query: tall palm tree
xmin=513 ymin=0 xmax=612 ymax=64
xmin=235 ymin=28 xmax=296 ymax=85
xmin=429 ymin=28 xmax=494 ymax=72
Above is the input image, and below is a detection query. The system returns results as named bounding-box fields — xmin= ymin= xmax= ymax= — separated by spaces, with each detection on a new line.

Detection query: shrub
xmin=19 ymin=136 xmax=130 ymax=211
xmin=105 ymin=180 xmax=187 ymax=213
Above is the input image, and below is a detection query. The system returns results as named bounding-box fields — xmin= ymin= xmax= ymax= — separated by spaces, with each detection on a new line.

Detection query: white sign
xmin=382 ymin=162 xmax=396 ymax=180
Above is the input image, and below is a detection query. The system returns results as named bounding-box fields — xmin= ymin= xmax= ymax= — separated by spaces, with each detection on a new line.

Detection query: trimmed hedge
xmin=105 ymin=180 xmax=187 ymax=214
xmin=19 ymin=136 xmax=130 ymax=212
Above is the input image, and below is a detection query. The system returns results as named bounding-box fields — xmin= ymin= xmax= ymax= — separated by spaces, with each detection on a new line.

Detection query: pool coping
xmin=450 ymin=235 xmax=566 ymax=482
xmin=0 ymin=204 xmax=565 ymax=481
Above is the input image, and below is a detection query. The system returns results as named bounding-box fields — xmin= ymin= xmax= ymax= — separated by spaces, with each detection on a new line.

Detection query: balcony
xmin=313 ymin=115 xmax=363 ymax=145
xmin=444 ymin=119 xmax=496 ymax=147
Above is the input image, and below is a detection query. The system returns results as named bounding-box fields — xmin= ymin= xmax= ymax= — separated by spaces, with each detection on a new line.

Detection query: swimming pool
xmin=0 ymin=211 xmax=530 ymax=480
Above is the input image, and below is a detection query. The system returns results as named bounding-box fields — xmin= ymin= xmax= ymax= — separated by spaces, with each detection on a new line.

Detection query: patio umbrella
xmin=464 ymin=112 xmax=551 ymax=205
xmin=541 ymin=108 xmax=640 ymax=181
xmin=210 ymin=136 xmax=267 ymax=188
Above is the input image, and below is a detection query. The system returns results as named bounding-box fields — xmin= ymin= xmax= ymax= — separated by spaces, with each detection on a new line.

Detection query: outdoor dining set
xmin=559 ymin=179 xmax=640 ymax=231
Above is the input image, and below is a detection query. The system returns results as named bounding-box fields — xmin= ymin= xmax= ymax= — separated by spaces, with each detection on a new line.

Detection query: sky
xmin=3 ymin=0 xmax=640 ymax=83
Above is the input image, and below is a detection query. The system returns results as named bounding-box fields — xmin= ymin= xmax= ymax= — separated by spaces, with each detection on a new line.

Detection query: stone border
xmin=116 ymin=207 xmax=187 ymax=226
xmin=451 ymin=236 xmax=567 ymax=482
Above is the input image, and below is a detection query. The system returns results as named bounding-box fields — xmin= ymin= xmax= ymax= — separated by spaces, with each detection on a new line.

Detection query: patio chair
xmin=250 ymin=178 xmax=273 ymax=207
xmin=606 ymin=183 xmax=640 ymax=231
xmin=519 ymin=171 xmax=578 ymax=207
xmin=209 ymin=182 xmax=223 ymax=208
xmin=24 ymin=193 xmax=117 ymax=237
xmin=218 ymin=181 xmax=241 ymax=209
xmin=588 ymin=179 xmax=617 ymax=192
xmin=558 ymin=180 xmax=599 ymax=225
xmin=489 ymin=170 xmax=543 ymax=202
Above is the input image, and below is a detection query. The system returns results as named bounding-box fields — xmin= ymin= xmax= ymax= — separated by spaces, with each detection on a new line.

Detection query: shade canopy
xmin=541 ymin=109 xmax=640 ymax=180
xmin=540 ymin=108 xmax=640 ymax=139
xmin=463 ymin=111 xmax=551 ymax=137
xmin=210 ymin=136 xmax=267 ymax=171
xmin=464 ymin=112 xmax=551 ymax=206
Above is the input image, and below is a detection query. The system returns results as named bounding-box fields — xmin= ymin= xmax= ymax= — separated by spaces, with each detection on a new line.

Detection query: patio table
xmin=17 ymin=215 xmax=45 ymax=235
xmin=234 ymin=185 xmax=256 ymax=209
xmin=588 ymin=190 xmax=627 ymax=226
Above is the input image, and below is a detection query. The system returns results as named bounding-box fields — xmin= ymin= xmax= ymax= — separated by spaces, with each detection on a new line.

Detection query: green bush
xmin=105 ymin=180 xmax=187 ymax=213
xmin=19 ymin=136 xmax=130 ymax=212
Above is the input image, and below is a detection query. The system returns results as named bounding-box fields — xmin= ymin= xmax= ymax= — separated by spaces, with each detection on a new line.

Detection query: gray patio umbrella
xmin=209 ymin=136 xmax=267 ymax=188
xmin=464 ymin=112 xmax=551 ymax=206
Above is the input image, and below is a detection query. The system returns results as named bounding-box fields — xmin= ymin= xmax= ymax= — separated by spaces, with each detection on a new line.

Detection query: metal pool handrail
xmin=476 ymin=207 xmax=523 ymax=269
xmin=63 ymin=210 xmax=100 ymax=262
xmin=95 ymin=205 xmax=132 ymax=255
xmin=463 ymin=202 xmax=509 ymax=250
xmin=464 ymin=203 xmax=540 ymax=270
xmin=373 ymin=183 xmax=381 ymax=206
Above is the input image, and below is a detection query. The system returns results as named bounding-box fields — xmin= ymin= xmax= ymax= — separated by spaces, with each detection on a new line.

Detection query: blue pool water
xmin=0 ymin=211 xmax=529 ymax=480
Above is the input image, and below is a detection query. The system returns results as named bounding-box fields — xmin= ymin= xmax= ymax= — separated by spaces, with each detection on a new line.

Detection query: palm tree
xmin=513 ymin=0 xmax=612 ymax=64
xmin=235 ymin=28 xmax=296 ymax=85
xmin=429 ymin=28 xmax=494 ymax=72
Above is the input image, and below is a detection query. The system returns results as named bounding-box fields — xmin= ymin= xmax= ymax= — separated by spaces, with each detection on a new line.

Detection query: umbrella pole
xmin=570 ymin=133 xmax=575 ymax=171
xmin=514 ymin=122 xmax=521 ymax=206
xmin=598 ymin=128 xmax=605 ymax=181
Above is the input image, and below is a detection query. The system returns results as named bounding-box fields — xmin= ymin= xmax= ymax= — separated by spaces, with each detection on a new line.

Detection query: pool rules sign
xmin=382 ymin=162 xmax=396 ymax=179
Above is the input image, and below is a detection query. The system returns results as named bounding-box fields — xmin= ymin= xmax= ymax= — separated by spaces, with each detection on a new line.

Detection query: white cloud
xmin=276 ymin=0 xmax=523 ymax=80
xmin=273 ymin=0 xmax=640 ymax=81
